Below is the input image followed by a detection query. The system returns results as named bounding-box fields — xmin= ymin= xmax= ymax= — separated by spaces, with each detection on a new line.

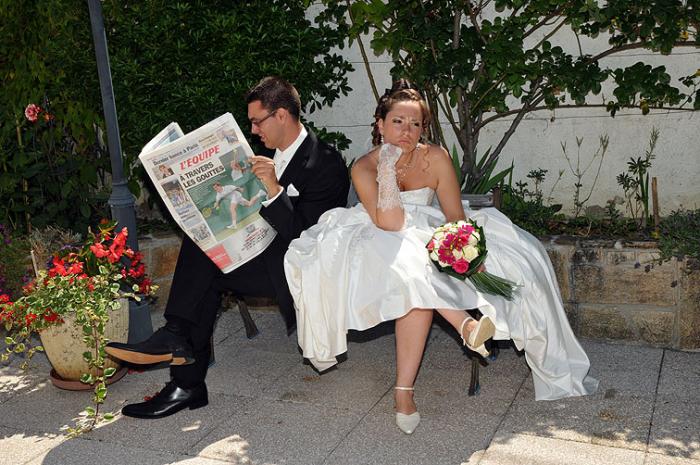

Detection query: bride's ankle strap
xmin=460 ymin=316 xmax=475 ymax=344
xmin=394 ymin=386 xmax=415 ymax=391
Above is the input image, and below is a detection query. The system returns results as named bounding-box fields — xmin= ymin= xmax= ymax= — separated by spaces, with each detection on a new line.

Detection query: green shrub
xmin=0 ymin=224 xmax=31 ymax=299
xmin=657 ymin=209 xmax=700 ymax=263
xmin=1 ymin=1 xmax=352 ymax=232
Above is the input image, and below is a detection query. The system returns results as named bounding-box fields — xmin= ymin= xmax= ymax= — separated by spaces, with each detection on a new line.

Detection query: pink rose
xmin=24 ymin=104 xmax=41 ymax=122
xmin=452 ymin=259 xmax=469 ymax=274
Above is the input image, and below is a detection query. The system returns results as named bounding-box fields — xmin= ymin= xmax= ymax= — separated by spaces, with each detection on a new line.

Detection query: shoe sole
xmin=105 ymin=347 xmax=191 ymax=366
xmin=470 ymin=317 xmax=496 ymax=348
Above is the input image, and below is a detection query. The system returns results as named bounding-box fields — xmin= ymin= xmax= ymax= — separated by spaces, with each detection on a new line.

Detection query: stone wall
xmin=140 ymin=232 xmax=700 ymax=350
xmin=543 ymin=238 xmax=700 ymax=350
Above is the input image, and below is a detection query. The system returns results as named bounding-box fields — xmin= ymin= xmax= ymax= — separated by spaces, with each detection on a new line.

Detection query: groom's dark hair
xmin=245 ymin=76 xmax=301 ymax=121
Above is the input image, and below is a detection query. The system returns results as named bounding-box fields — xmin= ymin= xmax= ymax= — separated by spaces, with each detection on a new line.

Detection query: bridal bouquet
xmin=426 ymin=220 xmax=518 ymax=300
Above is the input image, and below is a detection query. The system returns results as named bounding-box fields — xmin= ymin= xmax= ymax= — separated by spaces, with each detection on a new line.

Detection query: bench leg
xmin=237 ymin=298 xmax=260 ymax=339
xmin=468 ymin=358 xmax=481 ymax=396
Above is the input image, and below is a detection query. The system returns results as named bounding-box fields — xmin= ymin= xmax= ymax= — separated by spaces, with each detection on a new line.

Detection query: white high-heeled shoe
xmin=394 ymin=386 xmax=420 ymax=435
xmin=460 ymin=316 xmax=495 ymax=357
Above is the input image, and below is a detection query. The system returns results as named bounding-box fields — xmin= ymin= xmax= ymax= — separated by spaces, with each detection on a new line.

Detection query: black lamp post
xmin=87 ymin=0 xmax=152 ymax=343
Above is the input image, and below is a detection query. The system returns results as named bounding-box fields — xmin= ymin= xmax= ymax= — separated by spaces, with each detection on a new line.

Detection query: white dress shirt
xmin=261 ymin=126 xmax=308 ymax=206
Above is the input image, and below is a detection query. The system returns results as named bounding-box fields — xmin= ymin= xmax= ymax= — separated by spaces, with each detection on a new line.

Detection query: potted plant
xmin=0 ymin=220 xmax=157 ymax=435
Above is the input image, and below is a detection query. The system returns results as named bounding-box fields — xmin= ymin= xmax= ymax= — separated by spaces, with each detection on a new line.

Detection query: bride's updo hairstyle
xmin=371 ymin=79 xmax=432 ymax=146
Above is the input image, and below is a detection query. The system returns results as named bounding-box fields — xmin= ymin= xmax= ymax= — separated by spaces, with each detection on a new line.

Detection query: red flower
xmin=0 ymin=294 xmax=10 ymax=304
xmin=23 ymin=282 xmax=35 ymax=294
xmin=49 ymin=256 xmax=68 ymax=277
xmin=25 ymin=313 xmax=38 ymax=326
xmin=138 ymin=278 xmax=152 ymax=295
xmin=43 ymin=309 xmax=60 ymax=323
xmin=128 ymin=263 xmax=145 ymax=279
xmin=90 ymin=243 xmax=110 ymax=258
xmin=107 ymin=228 xmax=128 ymax=263
xmin=67 ymin=261 xmax=84 ymax=275
xmin=24 ymin=103 xmax=41 ymax=122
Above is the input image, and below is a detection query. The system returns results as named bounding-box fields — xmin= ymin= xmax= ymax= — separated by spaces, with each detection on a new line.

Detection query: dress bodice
xmin=400 ymin=187 xmax=435 ymax=206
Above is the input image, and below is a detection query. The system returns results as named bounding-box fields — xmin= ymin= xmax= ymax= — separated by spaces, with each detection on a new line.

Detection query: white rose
xmin=468 ymin=231 xmax=480 ymax=246
xmin=463 ymin=245 xmax=479 ymax=262
xmin=430 ymin=250 xmax=439 ymax=261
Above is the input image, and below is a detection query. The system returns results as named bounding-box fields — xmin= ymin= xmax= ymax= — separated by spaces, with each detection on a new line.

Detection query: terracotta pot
xmin=39 ymin=298 xmax=129 ymax=381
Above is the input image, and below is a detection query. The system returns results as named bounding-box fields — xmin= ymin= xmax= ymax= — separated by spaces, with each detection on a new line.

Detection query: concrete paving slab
xmin=326 ymin=410 xmax=499 ymax=465
xmin=657 ymin=350 xmax=700 ymax=402
xmin=648 ymin=398 xmax=700 ymax=460
xmin=0 ymin=378 xmax=128 ymax=435
xmin=0 ymin=426 xmax=66 ymax=465
xmin=224 ymin=311 xmax=299 ymax=355
xmin=644 ymin=453 xmax=700 ymax=465
xmin=196 ymin=396 xmax=363 ymax=465
xmin=575 ymin=340 xmax=663 ymax=398
xmin=204 ymin=346 xmax=299 ymax=398
xmin=0 ymin=364 xmax=48 ymax=406
xmin=87 ymin=392 xmax=254 ymax=456
xmin=21 ymin=435 xmax=224 ymax=465
xmin=500 ymin=392 xmax=655 ymax=451
xmin=264 ymin=360 xmax=393 ymax=413
xmin=372 ymin=366 xmax=523 ymax=420
xmin=482 ymin=433 xmax=646 ymax=465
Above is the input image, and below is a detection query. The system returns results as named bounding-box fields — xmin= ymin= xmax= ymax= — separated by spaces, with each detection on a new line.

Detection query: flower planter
xmin=40 ymin=298 xmax=129 ymax=389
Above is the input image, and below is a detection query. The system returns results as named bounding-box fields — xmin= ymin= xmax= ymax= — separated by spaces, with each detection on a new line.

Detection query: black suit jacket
xmin=257 ymin=129 xmax=349 ymax=329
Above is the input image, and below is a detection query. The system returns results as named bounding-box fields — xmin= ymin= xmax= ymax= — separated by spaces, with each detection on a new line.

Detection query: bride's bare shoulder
xmin=424 ymin=144 xmax=451 ymax=162
xmin=351 ymin=148 xmax=380 ymax=172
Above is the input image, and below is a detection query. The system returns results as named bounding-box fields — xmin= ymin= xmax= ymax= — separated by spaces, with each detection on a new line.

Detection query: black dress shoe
xmin=106 ymin=326 xmax=194 ymax=366
xmin=122 ymin=381 xmax=208 ymax=419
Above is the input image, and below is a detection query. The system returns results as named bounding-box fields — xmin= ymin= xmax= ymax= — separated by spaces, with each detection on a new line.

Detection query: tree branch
xmin=589 ymin=40 xmax=698 ymax=63
xmin=476 ymin=103 xmax=697 ymax=130
xmin=345 ymin=0 xmax=379 ymax=103
xmin=522 ymin=8 xmax=564 ymax=41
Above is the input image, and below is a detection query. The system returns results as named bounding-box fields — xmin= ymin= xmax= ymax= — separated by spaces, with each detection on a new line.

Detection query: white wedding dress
xmin=284 ymin=187 xmax=598 ymax=400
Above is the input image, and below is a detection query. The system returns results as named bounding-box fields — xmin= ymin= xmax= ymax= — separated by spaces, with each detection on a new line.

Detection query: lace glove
xmin=376 ymin=143 xmax=403 ymax=211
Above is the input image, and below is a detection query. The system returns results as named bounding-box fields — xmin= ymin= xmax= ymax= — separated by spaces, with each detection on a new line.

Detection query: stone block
xmin=563 ymin=302 xmax=579 ymax=334
xmin=150 ymin=278 xmax=172 ymax=311
xmin=579 ymin=305 xmax=635 ymax=340
xmin=149 ymin=240 xmax=181 ymax=279
xmin=573 ymin=246 xmax=603 ymax=265
xmin=629 ymin=310 xmax=674 ymax=346
xmin=545 ymin=244 xmax=574 ymax=302
xmin=678 ymin=263 xmax=700 ymax=349
xmin=607 ymin=250 xmax=636 ymax=265
xmin=573 ymin=258 xmax=676 ymax=306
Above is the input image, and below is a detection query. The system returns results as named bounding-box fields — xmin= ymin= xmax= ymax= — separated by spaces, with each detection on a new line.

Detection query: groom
xmin=106 ymin=76 xmax=350 ymax=419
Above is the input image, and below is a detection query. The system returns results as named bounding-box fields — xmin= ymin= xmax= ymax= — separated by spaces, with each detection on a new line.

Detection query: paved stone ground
xmin=0 ymin=309 xmax=698 ymax=465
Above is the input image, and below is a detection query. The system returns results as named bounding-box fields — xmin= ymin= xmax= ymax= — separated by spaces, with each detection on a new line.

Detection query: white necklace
xmin=396 ymin=150 xmax=417 ymax=186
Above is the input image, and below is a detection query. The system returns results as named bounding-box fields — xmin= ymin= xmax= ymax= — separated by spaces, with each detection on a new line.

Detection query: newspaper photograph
xmin=139 ymin=113 xmax=276 ymax=273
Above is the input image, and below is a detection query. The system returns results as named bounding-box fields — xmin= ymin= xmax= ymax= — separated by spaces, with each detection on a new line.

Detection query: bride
xmin=284 ymin=80 xmax=598 ymax=434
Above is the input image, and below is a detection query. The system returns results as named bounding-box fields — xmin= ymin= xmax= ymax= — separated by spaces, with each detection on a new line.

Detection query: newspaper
xmin=139 ymin=113 xmax=276 ymax=273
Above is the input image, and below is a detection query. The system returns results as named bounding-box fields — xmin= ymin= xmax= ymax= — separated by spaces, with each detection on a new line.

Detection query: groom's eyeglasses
xmin=250 ymin=110 xmax=277 ymax=128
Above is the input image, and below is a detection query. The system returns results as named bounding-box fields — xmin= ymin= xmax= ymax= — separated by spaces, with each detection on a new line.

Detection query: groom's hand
xmin=251 ymin=155 xmax=282 ymax=198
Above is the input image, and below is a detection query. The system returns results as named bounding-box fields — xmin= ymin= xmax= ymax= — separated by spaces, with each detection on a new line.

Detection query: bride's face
xmin=378 ymin=101 xmax=423 ymax=154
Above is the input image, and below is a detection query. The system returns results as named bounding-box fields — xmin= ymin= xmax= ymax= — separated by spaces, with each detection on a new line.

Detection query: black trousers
xmin=164 ymin=236 xmax=277 ymax=388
